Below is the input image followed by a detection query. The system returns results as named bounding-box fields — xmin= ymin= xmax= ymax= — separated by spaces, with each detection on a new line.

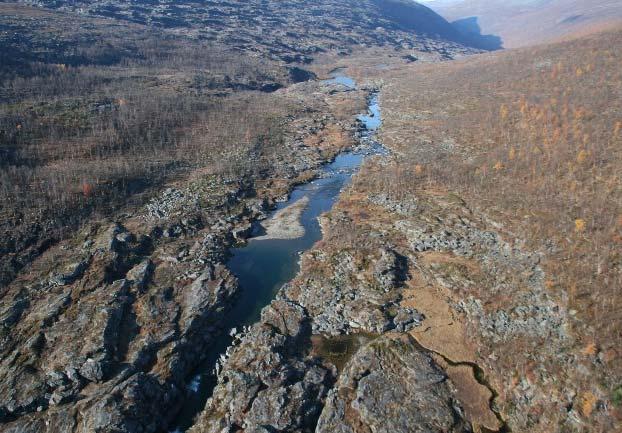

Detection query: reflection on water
xmin=226 ymin=150 xmax=367 ymax=327
xmin=323 ymin=74 xmax=356 ymax=89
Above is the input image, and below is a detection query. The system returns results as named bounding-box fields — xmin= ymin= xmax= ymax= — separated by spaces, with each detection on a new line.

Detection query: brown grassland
xmin=2 ymin=2 xmax=622 ymax=430
xmin=376 ymin=25 xmax=622 ymax=426
xmin=0 ymin=4 xmax=291 ymax=286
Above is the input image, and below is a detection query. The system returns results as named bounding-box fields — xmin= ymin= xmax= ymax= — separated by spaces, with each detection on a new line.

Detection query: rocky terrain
xmin=254 ymin=197 xmax=310 ymax=240
xmin=0 ymin=0 xmax=481 ymax=290
xmin=188 ymin=159 xmax=550 ymax=433
xmin=0 ymin=78 xmax=373 ymax=432
xmin=3 ymin=1 xmax=619 ymax=433
xmin=17 ymin=0 xmax=486 ymax=61
xmin=185 ymin=28 xmax=622 ymax=433
xmin=336 ymin=27 xmax=621 ymax=431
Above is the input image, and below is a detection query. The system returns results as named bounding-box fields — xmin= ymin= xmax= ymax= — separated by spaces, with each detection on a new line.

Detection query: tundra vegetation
xmin=0 ymin=4 xmax=297 ymax=286
xmin=0 ymin=0 xmax=478 ymax=286
xmin=185 ymin=26 xmax=622 ymax=433
xmin=1 ymin=1 xmax=621 ymax=432
xmin=372 ymin=26 xmax=622 ymax=430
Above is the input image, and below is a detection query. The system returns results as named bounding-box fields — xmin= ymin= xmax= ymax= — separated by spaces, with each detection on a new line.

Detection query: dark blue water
xmin=226 ymin=151 xmax=367 ymax=328
xmin=170 ymin=75 xmax=383 ymax=432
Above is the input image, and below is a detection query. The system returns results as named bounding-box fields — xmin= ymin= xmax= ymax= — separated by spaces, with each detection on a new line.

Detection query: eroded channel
xmin=171 ymin=75 xmax=384 ymax=432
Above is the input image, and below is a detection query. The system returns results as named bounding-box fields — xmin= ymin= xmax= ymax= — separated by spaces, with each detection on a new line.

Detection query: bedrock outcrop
xmin=0 ymin=81 xmax=366 ymax=433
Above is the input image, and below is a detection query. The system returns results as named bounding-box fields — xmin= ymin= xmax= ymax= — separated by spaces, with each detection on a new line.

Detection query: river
xmin=170 ymin=74 xmax=383 ymax=432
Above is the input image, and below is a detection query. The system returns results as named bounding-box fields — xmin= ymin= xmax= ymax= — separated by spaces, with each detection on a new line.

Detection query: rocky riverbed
xmin=4 ymin=1 xmax=589 ymax=432
xmin=0 ymin=77 xmax=370 ymax=433
xmin=184 ymin=73 xmax=579 ymax=433
xmin=184 ymin=77 xmax=494 ymax=433
xmin=0 ymin=62 xmax=585 ymax=433
xmin=0 ymin=71 xmax=512 ymax=433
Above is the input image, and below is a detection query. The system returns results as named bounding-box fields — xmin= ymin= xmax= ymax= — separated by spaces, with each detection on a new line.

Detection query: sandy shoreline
xmin=253 ymin=196 xmax=309 ymax=240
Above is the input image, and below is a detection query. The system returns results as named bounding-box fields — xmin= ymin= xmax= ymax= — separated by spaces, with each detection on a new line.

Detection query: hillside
xmin=2 ymin=1 xmax=620 ymax=433
xmin=371 ymin=25 xmax=622 ymax=431
xmin=0 ymin=0 xmax=483 ymax=289
xmin=17 ymin=0 xmax=491 ymax=56
xmin=0 ymin=2 xmax=486 ymax=433
xmin=181 ymin=27 xmax=622 ymax=432
xmin=430 ymin=0 xmax=622 ymax=47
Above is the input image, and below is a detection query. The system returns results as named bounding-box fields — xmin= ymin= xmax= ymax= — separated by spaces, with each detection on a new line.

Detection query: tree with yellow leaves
xmin=499 ymin=104 xmax=509 ymax=121
xmin=575 ymin=218 xmax=587 ymax=233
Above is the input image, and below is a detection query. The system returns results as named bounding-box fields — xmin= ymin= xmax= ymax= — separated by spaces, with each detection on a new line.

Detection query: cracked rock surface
xmin=0 ymin=81 xmax=369 ymax=433
xmin=316 ymin=335 xmax=470 ymax=433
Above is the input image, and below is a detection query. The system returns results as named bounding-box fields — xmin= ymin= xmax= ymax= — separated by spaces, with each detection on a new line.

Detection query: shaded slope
xmin=431 ymin=0 xmax=622 ymax=47
xmin=19 ymin=0 xmax=494 ymax=53
xmin=370 ymin=0 xmax=495 ymax=49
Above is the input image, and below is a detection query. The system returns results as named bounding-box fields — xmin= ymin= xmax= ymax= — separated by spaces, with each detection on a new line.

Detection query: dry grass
xmin=0 ymin=4 xmax=293 ymax=286
xmin=379 ymin=25 xmax=622 ymax=416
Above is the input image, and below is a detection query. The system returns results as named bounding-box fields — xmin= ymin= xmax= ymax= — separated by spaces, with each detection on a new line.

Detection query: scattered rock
xmin=49 ymin=260 xmax=89 ymax=286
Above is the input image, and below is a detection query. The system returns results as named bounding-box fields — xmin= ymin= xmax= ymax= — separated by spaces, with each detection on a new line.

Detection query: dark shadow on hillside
xmin=452 ymin=16 xmax=504 ymax=50
xmin=371 ymin=0 xmax=502 ymax=51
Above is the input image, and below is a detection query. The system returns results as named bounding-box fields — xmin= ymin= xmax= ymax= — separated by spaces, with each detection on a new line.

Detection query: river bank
xmin=0 ymin=77 xmax=370 ymax=433
xmin=182 ymin=70 xmax=496 ymax=433
xmin=253 ymin=196 xmax=310 ymax=240
xmin=185 ymin=48 xmax=616 ymax=433
xmin=169 ymin=73 xmax=386 ymax=432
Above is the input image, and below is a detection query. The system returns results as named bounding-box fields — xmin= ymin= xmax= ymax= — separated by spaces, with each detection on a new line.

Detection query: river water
xmin=171 ymin=75 xmax=383 ymax=432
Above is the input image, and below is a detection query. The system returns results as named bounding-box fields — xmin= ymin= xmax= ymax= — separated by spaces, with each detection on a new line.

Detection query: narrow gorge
xmin=172 ymin=75 xmax=386 ymax=432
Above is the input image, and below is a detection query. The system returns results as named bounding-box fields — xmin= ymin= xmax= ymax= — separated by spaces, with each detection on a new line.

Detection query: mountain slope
xmin=430 ymin=0 xmax=622 ymax=47
xmin=185 ymin=25 xmax=622 ymax=433
xmin=19 ymin=0 xmax=493 ymax=58
xmin=0 ymin=2 xmax=486 ymax=433
xmin=374 ymin=25 xmax=622 ymax=431
xmin=0 ymin=0 xmax=484 ymax=290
